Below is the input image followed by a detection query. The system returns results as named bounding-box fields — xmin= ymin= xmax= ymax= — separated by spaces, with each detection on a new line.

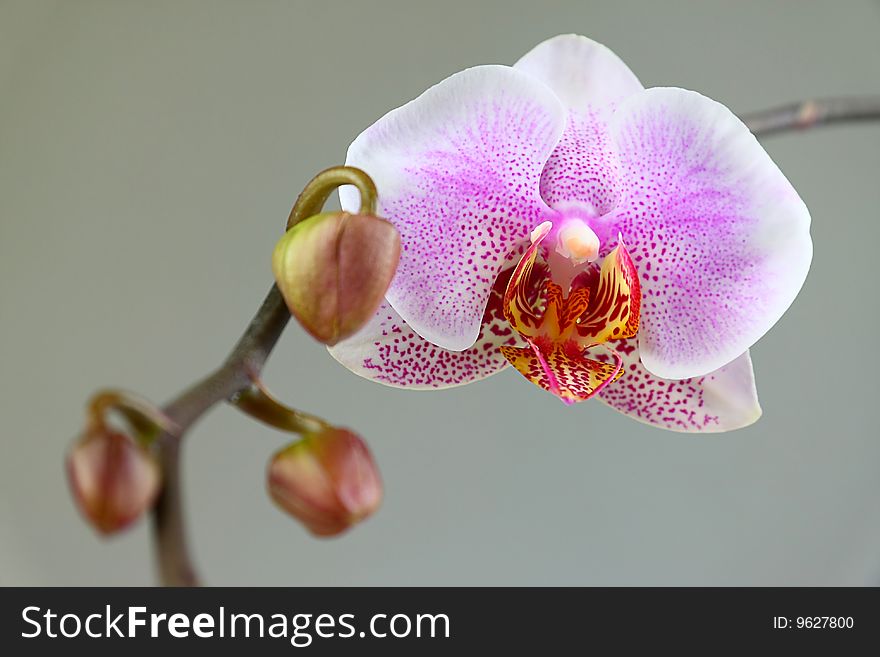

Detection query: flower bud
xmin=268 ymin=427 xmax=382 ymax=537
xmin=272 ymin=211 xmax=400 ymax=345
xmin=66 ymin=428 xmax=161 ymax=535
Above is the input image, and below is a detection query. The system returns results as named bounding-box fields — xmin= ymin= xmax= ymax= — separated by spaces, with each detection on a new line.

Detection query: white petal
xmin=516 ymin=35 xmax=644 ymax=219
xmin=514 ymin=34 xmax=643 ymax=113
xmin=598 ymin=341 xmax=762 ymax=433
xmin=341 ymin=65 xmax=566 ymax=351
xmin=607 ymin=88 xmax=812 ymax=379
xmin=328 ymin=294 xmax=516 ymax=389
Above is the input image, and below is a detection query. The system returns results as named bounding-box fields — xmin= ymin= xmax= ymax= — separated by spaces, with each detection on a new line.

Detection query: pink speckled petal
xmin=341 ymin=65 xmax=566 ymax=352
xmin=608 ymin=88 xmax=812 ymax=379
xmin=328 ymin=269 xmax=520 ymax=389
xmin=597 ymin=340 xmax=762 ymax=433
xmin=537 ymin=108 xmax=625 ymax=216
xmin=515 ymin=35 xmax=643 ymax=216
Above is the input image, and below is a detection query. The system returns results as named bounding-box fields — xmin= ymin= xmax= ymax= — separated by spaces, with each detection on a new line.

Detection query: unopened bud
xmin=67 ymin=428 xmax=161 ymax=535
xmin=268 ymin=427 xmax=382 ymax=537
xmin=272 ymin=211 xmax=400 ymax=345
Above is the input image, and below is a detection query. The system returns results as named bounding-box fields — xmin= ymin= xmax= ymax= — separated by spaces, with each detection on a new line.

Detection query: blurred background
xmin=2 ymin=0 xmax=879 ymax=586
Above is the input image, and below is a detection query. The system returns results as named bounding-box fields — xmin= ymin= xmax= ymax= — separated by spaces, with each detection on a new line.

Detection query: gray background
xmin=2 ymin=0 xmax=879 ymax=586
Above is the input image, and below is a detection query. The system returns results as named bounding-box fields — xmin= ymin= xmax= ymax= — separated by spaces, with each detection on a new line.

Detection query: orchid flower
xmin=330 ymin=35 xmax=812 ymax=433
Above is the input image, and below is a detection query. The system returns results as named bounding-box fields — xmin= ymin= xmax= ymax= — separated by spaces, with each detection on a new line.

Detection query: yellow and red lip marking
xmin=500 ymin=223 xmax=641 ymax=403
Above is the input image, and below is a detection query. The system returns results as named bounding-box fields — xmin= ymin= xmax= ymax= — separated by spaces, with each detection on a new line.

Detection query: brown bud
xmin=272 ymin=211 xmax=400 ymax=345
xmin=66 ymin=428 xmax=161 ymax=535
xmin=268 ymin=427 xmax=382 ymax=537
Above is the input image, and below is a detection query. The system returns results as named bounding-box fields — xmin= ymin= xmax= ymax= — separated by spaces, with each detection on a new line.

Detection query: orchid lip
xmin=500 ymin=217 xmax=640 ymax=404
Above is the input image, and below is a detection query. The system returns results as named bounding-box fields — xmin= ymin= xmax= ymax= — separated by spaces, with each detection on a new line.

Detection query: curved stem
xmin=150 ymin=165 xmax=382 ymax=586
xmin=151 ymin=285 xmax=290 ymax=586
xmin=231 ymin=382 xmax=328 ymax=435
xmin=287 ymin=166 xmax=377 ymax=230
xmin=146 ymin=95 xmax=880 ymax=586
xmin=86 ymin=389 xmax=177 ymax=444
xmin=742 ymin=96 xmax=880 ymax=136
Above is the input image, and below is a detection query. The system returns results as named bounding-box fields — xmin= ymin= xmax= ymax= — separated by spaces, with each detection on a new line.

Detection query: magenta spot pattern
xmin=602 ymin=91 xmax=809 ymax=376
xmin=378 ymin=93 xmax=563 ymax=348
xmin=334 ymin=269 xmax=521 ymax=388
xmin=539 ymin=110 xmax=622 ymax=216
xmin=594 ymin=338 xmax=719 ymax=431
xmin=608 ymin=102 xmax=754 ymax=371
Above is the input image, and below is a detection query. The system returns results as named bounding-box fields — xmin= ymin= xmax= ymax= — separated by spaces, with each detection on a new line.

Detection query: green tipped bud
xmin=268 ymin=427 xmax=382 ymax=537
xmin=272 ymin=211 xmax=400 ymax=346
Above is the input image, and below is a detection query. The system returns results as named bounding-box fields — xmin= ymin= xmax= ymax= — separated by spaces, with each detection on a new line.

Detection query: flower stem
xmin=152 ymin=285 xmax=289 ymax=586
xmin=231 ymin=383 xmax=329 ymax=436
xmin=742 ymin=96 xmax=880 ymax=137
xmin=147 ymin=95 xmax=880 ymax=586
